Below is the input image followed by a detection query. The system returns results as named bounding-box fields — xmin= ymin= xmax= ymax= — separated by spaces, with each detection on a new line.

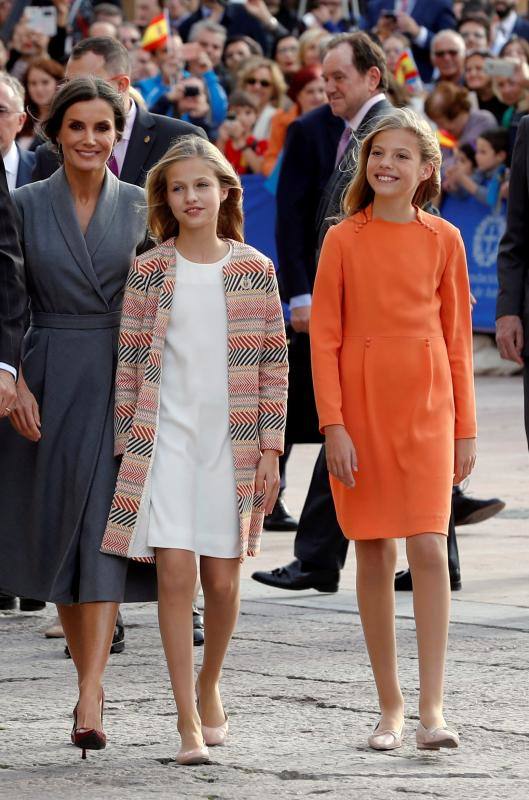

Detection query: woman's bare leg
xmin=196 ymin=556 xmax=240 ymax=727
xmin=155 ymin=548 xmax=203 ymax=751
xmin=406 ymin=532 xmax=450 ymax=729
xmin=354 ymin=539 xmax=404 ymax=732
xmin=57 ymin=602 xmax=118 ymax=730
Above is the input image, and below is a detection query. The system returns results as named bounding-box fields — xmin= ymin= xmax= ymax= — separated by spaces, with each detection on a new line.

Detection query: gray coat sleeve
xmin=0 ymin=160 xmax=26 ymax=372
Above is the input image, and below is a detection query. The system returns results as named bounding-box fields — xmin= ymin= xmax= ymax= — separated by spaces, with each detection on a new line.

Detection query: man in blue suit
xmin=363 ymin=0 xmax=456 ymax=82
xmin=491 ymin=0 xmax=529 ymax=54
xmin=0 ymin=75 xmax=36 ymax=192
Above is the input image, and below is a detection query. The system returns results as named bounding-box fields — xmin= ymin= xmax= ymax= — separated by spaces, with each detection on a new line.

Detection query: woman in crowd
xmin=222 ymin=36 xmax=263 ymax=94
xmin=464 ymin=50 xmax=507 ymax=124
xmin=495 ymin=69 xmax=529 ymax=155
xmin=261 ymin=65 xmax=326 ymax=176
xmin=500 ymin=35 xmax=529 ymax=63
xmin=18 ymin=57 xmax=64 ymax=150
xmin=0 ymin=77 xmax=156 ymax=758
xmin=311 ymin=108 xmax=476 ymax=753
xmin=272 ymin=33 xmax=300 ymax=79
xmin=298 ymin=27 xmax=329 ymax=67
xmin=237 ymin=56 xmax=288 ymax=140
xmin=100 ymin=135 xmax=288 ymax=765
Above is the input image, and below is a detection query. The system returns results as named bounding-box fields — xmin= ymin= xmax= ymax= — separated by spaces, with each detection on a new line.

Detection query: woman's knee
xmin=156 ymin=551 xmax=196 ymax=596
xmin=202 ymin=573 xmax=240 ymax=603
xmin=407 ymin=533 xmax=447 ymax=572
xmin=355 ymin=539 xmax=397 ymax=574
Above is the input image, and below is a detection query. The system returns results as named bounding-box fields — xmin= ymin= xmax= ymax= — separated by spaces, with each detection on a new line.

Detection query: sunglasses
xmin=433 ymin=49 xmax=460 ymax=58
xmin=245 ymin=77 xmax=272 ymax=88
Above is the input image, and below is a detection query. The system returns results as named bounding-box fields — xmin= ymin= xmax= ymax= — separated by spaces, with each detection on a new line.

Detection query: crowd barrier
xmin=242 ymin=176 xmax=503 ymax=334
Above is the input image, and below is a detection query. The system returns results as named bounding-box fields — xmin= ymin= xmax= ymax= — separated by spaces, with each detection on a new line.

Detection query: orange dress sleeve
xmin=310 ymin=225 xmax=345 ymax=431
xmin=261 ymin=107 xmax=297 ymax=177
xmin=438 ymin=229 xmax=477 ymax=439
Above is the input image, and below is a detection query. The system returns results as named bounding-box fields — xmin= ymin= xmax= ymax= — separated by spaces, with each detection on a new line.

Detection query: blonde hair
xmin=342 ymin=108 xmax=441 ymax=217
xmin=298 ymin=28 xmax=330 ymax=67
xmin=145 ymin=135 xmax=244 ymax=243
xmin=236 ymin=56 xmax=287 ymax=108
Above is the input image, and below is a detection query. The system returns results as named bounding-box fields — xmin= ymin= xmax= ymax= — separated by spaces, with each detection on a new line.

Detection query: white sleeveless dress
xmin=146 ymin=247 xmax=240 ymax=558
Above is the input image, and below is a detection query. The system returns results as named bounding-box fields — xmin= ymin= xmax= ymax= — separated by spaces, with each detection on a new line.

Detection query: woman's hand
xmin=324 ymin=424 xmax=358 ymax=488
xmin=454 ymin=438 xmax=476 ymax=485
xmin=255 ymin=449 xmax=281 ymax=515
xmin=10 ymin=375 xmax=41 ymax=442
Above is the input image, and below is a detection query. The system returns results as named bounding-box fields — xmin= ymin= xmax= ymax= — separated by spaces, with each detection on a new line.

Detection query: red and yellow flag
xmin=141 ymin=14 xmax=168 ymax=52
xmin=437 ymin=129 xmax=458 ymax=149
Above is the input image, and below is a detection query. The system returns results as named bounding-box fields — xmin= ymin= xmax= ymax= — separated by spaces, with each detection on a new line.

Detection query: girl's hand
xmin=454 ymin=438 xmax=476 ymax=485
xmin=10 ymin=376 xmax=41 ymax=442
xmin=255 ymin=449 xmax=281 ymax=515
xmin=324 ymin=425 xmax=358 ymax=488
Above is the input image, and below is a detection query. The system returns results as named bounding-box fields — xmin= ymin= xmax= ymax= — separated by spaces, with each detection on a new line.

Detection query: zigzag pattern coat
xmin=100 ymin=238 xmax=288 ymax=563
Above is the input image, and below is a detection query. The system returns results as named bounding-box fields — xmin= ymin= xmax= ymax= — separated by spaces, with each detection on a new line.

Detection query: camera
xmin=183 ymin=85 xmax=201 ymax=98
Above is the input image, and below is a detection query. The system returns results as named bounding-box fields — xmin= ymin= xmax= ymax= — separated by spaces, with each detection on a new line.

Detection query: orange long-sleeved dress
xmin=310 ymin=206 xmax=477 ymax=540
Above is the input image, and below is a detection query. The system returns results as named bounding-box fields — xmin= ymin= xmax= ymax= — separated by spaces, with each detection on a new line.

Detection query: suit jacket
xmin=0 ymin=159 xmax=25 ymax=371
xmin=179 ymin=5 xmax=268 ymax=54
xmin=316 ymin=98 xmax=394 ymax=250
xmin=276 ymin=104 xmax=344 ymax=301
xmin=16 ymin=146 xmax=35 ymax=188
xmin=100 ymin=239 xmax=288 ymax=563
xmin=33 ymin=105 xmax=206 ymax=187
xmin=497 ymin=116 xmax=529 ymax=357
xmin=513 ymin=16 xmax=529 ymax=42
xmin=363 ymin=0 xmax=456 ymax=82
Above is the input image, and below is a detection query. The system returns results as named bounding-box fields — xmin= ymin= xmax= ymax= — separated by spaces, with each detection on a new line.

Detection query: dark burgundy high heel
xmin=71 ymin=689 xmax=107 ymax=759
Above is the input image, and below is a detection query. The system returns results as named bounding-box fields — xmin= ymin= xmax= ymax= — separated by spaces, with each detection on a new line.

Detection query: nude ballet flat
xmin=175 ymin=744 xmax=210 ymax=765
xmin=416 ymin=722 xmax=459 ymax=750
xmin=202 ymin=715 xmax=229 ymax=747
xmin=368 ymin=721 xmax=404 ymax=751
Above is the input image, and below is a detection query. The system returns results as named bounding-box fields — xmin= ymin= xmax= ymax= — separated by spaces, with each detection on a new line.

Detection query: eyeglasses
xmin=0 ymin=107 xmax=20 ymax=116
xmin=245 ymin=77 xmax=272 ymax=88
xmin=433 ymin=49 xmax=460 ymax=58
xmin=461 ymin=31 xmax=487 ymax=41
xmin=276 ymin=45 xmax=298 ymax=55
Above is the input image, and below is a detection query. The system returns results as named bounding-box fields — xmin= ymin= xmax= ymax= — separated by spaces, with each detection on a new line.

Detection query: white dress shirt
xmin=2 ymin=141 xmax=20 ymax=193
xmin=491 ymin=10 xmax=518 ymax=55
xmin=290 ymin=93 xmax=387 ymax=312
xmin=113 ymin=99 xmax=137 ymax=174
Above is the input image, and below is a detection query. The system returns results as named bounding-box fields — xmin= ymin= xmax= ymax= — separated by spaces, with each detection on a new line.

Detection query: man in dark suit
xmin=496 ymin=116 xmax=529 ymax=449
xmin=179 ymin=0 xmax=277 ymax=55
xmin=363 ymin=0 xmax=457 ymax=82
xmin=33 ymin=37 xmax=206 ymax=186
xmin=0 ymin=159 xmax=26 ymax=611
xmin=0 ymin=75 xmax=36 ymax=192
xmin=491 ymin=0 xmax=529 ymax=55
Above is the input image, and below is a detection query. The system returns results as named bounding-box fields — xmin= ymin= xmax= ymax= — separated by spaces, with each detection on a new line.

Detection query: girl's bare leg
xmin=155 ymin=548 xmax=203 ymax=751
xmin=196 ymin=556 xmax=240 ymax=726
xmin=354 ymin=539 xmax=404 ymax=732
xmin=57 ymin=602 xmax=118 ymax=730
xmin=406 ymin=532 xmax=450 ymax=729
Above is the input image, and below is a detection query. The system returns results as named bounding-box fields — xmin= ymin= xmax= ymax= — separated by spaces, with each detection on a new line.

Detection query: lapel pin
xmin=241 ymin=276 xmax=252 ymax=290
xmin=144 ymin=135 xmax=151 ymax=143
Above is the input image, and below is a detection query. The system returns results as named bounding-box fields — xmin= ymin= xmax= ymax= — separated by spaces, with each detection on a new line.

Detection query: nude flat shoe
xmin=368 ymin=721 xmax=404 ymax=751
xmin=175 ymin=744 xmax=210 ymax=765
xmin=201 ymin=715 xmax=229 ymax=747
xmin=416 ymin=722 xmax=459 ymax=750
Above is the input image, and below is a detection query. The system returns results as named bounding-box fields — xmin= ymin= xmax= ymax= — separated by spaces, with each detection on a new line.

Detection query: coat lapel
xmin=84 ymin=168 xmax=121 ymax=260
xmin=120 ymin=105 xmax=156 ymax=186
xmin=48 ymin=168 xmax=108 ymax=306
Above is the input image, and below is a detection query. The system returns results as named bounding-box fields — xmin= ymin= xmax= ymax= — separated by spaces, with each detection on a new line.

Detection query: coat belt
xmin=30 ymin=311 xmax=122 ymax=330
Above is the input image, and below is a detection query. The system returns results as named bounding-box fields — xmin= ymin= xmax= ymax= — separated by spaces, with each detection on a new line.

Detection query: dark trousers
xmin=294 ymin=445 xmax=460 ymax=575
xmin=524 ymin=359 xmax=529 ymax=450
xmin=278 ymin=443 xmax=292 ymax=493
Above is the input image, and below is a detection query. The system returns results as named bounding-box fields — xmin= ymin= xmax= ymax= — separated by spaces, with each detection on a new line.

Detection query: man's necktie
xmin=335 ymin=126 xmax=353 ymax=168
xmin=107 ymin=153 xmax=119 ymax=177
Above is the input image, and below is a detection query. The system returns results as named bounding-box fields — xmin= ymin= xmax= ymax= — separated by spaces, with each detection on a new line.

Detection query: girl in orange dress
xmin=310 ymin=108 xmax=477 ymax=753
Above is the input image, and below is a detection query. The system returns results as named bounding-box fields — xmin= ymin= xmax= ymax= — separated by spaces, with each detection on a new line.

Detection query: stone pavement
xmin=1 ymin=376 xmax=528 ymax=800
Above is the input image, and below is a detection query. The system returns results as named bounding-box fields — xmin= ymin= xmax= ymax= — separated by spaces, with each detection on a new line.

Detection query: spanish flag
xmin=141 ymin=14 xmax=168 ymax=52
xmin=394 ymin=50 xmax=419 ymax=86
xmin=437 ymin=129 xmax=457 ymax=149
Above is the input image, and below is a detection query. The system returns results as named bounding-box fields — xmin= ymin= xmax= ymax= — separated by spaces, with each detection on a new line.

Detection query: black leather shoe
xmin=452 ymin=488 xmax=505 ymax=526
xmin=19 ymin=598 xmax=47 ymax=611
xmin=394 ymin=568 xmax=462 ymax=592
xmin=251 ymin=559 xmax=339 ymax=592
xmin=193 ymin=606 xmax=204 ymax=647
xmin=0 ymin=592 xmax=16 ymax=611
xmin=64 ymin=617 xmax=125 ymax=659
xmin=263 ymin=495 xmax=298 ymax=531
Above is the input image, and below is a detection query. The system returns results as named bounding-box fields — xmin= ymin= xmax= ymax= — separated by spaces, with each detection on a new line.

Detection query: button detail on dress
xmin=241 ymin=276 xmax=252 ymax=290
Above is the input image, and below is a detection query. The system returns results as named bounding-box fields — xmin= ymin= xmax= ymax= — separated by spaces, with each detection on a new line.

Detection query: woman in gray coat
xmin=0 ymin=78 xmax=155 ymax=757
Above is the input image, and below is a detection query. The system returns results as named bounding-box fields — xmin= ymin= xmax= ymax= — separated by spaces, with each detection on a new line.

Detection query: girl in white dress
xmin=141 ymin=137 xmax=287 ymax=764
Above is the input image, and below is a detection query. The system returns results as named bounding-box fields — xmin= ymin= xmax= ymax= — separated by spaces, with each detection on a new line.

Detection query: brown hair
xmin=145 ymin=135 xmax=244 ymax=243
xmin=342 ymin=108 xmax=441 ymax=216
xmin=20 ymin=57 xmax=65 ymax=139
xmin=424 ymin=81 xmax=472 ymax=122
xmin=236 ymin=56 xmax=287 ymax=108
xmin=323 ymin=31 xmax=389 ymax=93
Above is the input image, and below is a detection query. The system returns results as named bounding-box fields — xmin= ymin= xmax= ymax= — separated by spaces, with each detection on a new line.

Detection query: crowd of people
xmin=0 ymin=0 xmax=528 ymax=770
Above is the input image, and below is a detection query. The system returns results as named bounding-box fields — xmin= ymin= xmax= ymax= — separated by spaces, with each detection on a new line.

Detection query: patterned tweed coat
xmin=100 ymin=238 xmax=288 ymax=563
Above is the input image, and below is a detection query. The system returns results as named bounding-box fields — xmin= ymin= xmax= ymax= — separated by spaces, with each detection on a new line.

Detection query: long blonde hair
xmin=145 ymin=135 xmax=244 ymax=243
xmin=342 ymin=108 xmax=442 ymax=217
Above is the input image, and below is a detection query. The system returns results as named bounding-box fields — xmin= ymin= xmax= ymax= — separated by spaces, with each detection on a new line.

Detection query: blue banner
xmin=241 ymin=174 xmax=278 ymax=266
xmin=441 ymin=195 xmax=506 ymax=333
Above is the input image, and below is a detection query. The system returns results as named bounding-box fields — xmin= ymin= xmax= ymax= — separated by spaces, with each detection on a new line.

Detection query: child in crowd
xmin=310 ymin=108 xmax=476 ymax=753
xmin=216 ymin=91 xmax=268 ymax=175
xmin=444 ymin=128 xmax=509 ymax=207
xmin=101 ymin=135 xmax=288 ymax=765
